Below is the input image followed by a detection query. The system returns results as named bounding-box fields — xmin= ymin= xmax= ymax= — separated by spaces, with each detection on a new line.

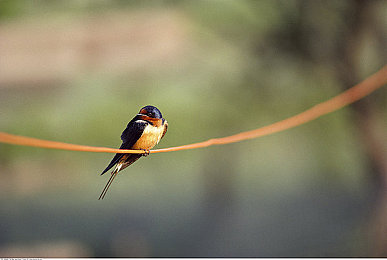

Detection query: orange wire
xmin=0 ymin=65 xmax=386 ymax=154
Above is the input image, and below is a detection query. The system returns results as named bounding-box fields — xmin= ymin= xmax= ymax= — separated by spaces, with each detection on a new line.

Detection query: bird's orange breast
xmin=132 ymin=124 xmax=165 ymax=150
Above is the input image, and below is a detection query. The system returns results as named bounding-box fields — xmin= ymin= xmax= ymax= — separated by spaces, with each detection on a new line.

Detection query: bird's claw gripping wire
xmin=142 ymin=149 xmax=150 ymax=157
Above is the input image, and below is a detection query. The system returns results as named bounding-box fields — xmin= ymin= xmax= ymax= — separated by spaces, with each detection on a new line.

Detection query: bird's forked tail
xmin=98 ymin=168 xmax=119 ymax=200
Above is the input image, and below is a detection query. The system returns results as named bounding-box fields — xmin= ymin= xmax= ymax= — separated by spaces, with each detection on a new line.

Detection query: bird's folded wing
xmin=100 ymin=121 xmax=146 ymax=175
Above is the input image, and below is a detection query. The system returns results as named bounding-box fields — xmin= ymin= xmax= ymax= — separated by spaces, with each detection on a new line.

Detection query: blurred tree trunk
xmin=333 ymin=0 xmax=387 ymax=256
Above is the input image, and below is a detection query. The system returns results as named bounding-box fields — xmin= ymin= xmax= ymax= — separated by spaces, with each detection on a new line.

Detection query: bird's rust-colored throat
xmin=139 ymin=115 xmax=163 ymax=127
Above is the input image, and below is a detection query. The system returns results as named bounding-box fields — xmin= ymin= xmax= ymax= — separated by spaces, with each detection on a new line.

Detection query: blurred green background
xmin=0 ymin=0 xmax=386 ymax=257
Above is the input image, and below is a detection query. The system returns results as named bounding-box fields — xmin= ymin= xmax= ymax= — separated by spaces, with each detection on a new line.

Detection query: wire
xmin=0 ymin=65 xmax=386 ymax=154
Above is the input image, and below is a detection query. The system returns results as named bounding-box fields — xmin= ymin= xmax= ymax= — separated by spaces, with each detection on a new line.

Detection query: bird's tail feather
xmin=98 ymin=168 xmax=119 ymax=200
xmin=98 ymin=155 xmax=141 ymax=200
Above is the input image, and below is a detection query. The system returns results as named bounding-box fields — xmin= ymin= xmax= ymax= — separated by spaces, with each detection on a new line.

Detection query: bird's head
xmin=139 ymin=105 xmax=163 ymax=119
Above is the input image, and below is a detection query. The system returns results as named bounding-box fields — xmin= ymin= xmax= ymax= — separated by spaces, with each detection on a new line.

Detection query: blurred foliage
xmin=0 ymin=0 xmax=386 ymax=257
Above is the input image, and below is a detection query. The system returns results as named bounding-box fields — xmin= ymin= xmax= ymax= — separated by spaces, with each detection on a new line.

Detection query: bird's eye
xmin=147 ymin=112 xmax=153 ymax=117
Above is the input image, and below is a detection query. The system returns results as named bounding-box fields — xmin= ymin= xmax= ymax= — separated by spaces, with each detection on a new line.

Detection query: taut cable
xmin=0 ymin=65 xmax=386 ymax=154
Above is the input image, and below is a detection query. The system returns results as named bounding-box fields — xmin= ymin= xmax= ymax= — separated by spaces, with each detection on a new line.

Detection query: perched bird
xmin=99 ymin=105 xmax=168 ymax=200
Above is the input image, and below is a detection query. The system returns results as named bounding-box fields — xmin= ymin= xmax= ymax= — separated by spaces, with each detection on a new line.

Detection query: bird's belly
xmin=132 ymin=124 xmax=164 ymax=150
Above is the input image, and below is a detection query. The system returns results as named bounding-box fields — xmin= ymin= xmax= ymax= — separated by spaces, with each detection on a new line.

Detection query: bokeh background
xmin=0 ymin=0 xmax=386 ymax=257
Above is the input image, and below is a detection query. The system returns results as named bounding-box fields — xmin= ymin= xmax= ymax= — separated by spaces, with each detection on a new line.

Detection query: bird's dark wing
xmin=100 ymin=120 xmax=146 ymax=175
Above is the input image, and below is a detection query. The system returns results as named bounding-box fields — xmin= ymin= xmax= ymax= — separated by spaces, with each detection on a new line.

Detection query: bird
xmin=98 ymin=105 xmax=168 ymax=200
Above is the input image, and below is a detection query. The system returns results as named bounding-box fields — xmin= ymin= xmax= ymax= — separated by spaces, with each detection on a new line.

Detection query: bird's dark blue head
xmin=139 ymin=105 xmax=163 ymax=119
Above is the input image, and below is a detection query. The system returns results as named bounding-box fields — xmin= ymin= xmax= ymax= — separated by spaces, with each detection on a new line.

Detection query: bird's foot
xmin=142 ymin=149 xmax=150 ymax=157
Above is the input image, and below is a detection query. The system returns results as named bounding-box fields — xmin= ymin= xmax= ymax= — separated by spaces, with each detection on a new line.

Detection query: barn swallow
xmin=99 ymin=105 xmax=168 ymax=200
